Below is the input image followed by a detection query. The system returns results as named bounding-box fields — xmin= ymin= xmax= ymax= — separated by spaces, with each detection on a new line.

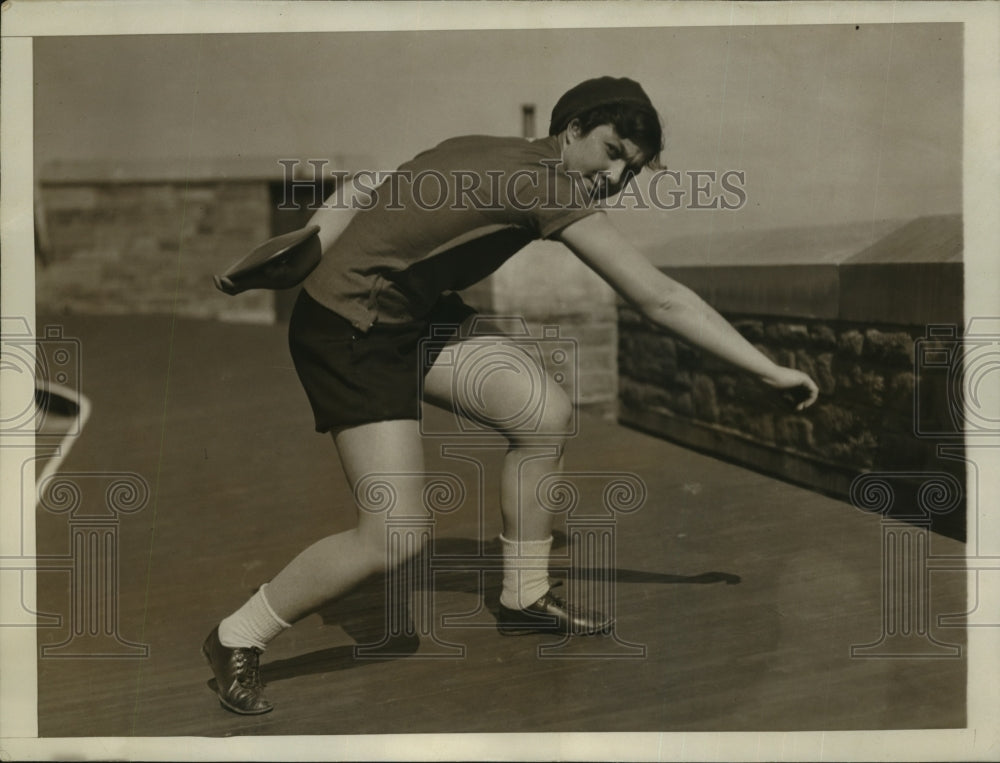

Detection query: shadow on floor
xmin=256 ymin=532 xmax=741 ymax=684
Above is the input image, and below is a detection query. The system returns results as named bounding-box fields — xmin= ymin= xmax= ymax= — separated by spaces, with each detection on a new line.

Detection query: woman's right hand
xmin=761 ymin=366 xmax=819 ymax=411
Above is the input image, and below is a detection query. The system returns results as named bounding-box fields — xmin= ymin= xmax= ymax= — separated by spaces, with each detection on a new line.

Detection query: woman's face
xmin=561 ymin=122 xmax=646 ymax=198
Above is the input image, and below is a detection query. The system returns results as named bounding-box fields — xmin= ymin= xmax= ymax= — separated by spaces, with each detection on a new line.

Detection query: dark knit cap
xmin=548 ymin=76 xmax=655 ymax=136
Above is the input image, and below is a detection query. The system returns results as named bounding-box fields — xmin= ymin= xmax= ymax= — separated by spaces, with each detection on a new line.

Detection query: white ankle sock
xmin=218 ymin=584 xmax=291 ymax=650
xmin=499 ymin=534 xmax=553 ymax=610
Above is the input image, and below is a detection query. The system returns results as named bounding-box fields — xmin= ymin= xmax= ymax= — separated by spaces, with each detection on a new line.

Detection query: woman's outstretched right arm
xmin=559 ymin=212 xmax=819 ymax=410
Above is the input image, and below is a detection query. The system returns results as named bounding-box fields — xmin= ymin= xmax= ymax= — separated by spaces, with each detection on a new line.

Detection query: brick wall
xmin=36 ymin=182 xmax=273 ymax=322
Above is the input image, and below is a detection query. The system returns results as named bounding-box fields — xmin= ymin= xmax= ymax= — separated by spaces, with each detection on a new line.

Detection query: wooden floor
xmin=32 ymin=314 xmax=966 ymax=737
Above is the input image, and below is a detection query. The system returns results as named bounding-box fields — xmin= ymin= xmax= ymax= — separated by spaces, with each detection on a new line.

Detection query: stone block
xmin=849 ymin=432 xmax=879 ymax=467
xmin=718 ymin=402 xmax=739 ymax=429
xmin=814 ymin=404 xmax=859 ymax=438
xmin=719 ymin=403 xmax=776 ymax=444
xmin=620 ymin=379 xmax=674 ymax=414
xmin=671 ymin=370 xmax=693 ymax=391
xmin=619 ymin=332 xmax=677 ymax=384
xmin=775 ymin=416 xmax=816 ymax=452
xmin=827 ymin=442 xmax=858 ymax=466
xmin=673 ymin=392 xmax=695 ymax=418
xmin=834 ymin=364 xmax=886 ymax=406
xmin=824 ymin=429 xmax=878 ymax=467
xmin=692 ymin=374 xmax=719 ymax=423
xmin=793 ymin=350 xmax=818 ymax=381
xmin=729 ymin=381 xmax=772 ymax=409
xmin=838 ymin=330 xmax=865 ymax=357
xmin=814 ymin=352 xmax=836 ymax=395
xmin=765 ymin=322 xmax=810 ymax=346
xmin=853 ymin=367 xmax=886 ymax=406
xmin=714 ymin=373 xmax=740 ymax=400
xmin=745 ymin=412 xmax=777 ymax=444
xmin=809 ymin=324 xmax=838 ymax=350
xmin=886 ymin=371 xmax=916 ymax=413
xmin=863 ymin=328 xmax=915 ymax=365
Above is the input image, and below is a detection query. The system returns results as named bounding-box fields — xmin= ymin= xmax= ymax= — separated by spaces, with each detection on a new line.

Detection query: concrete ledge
xmin=652 ymin=215 xmax=963 ymax=324
xmin=38 ymin=155 xmax=372 ymax=184
xmin=840 ymin=261 xmax=964 ymax=325
xmin=661 ymin=264 xmax=841 ymax=319
xmin=840 ymin=215 xmax=963 ymax=325
xmin=666 ymin=259 xmax=964 ymax=325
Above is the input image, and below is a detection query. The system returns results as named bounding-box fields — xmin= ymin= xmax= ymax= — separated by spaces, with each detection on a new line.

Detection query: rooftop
xmin=32 ymin=311 xmax=965 ymax=737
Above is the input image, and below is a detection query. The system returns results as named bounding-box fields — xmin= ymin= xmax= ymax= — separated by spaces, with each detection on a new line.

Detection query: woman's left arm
xmin=559 ymin=212 xmax=819 ymax=410
xmin=306 ymin=176 xmax=371 ymax=253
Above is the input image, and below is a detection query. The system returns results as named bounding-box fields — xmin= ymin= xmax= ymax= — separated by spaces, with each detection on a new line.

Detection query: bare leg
xmin=263 ymin=419 xmax=428 ymax=624
xmin=421 ymin=322 xmax=609 ymax=632
xmin=422 ymin=325 xmax=573 ymax=543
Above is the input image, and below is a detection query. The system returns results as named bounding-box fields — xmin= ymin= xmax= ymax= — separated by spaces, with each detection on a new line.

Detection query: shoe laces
xmin=544 ymin=590 xmax=596 ymax=618
xmin=232 ymin=647 xmax=264 ymax=690
xmin=543 ymin=590 xmax=573 ymax=611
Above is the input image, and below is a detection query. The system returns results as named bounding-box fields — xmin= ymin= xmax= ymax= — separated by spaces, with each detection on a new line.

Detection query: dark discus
xmin=214 ymin=225 xmax=322 ymax=295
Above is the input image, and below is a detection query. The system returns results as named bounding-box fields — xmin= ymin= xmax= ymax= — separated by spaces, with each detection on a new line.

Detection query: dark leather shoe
xmin=497 ymin=590 xmax=614 ymax=636
xmin=202 ymin=627 xmax=273 ymax=715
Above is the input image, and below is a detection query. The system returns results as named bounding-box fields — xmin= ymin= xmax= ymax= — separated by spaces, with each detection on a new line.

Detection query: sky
xmin=34 ymin=24 xmax=962 ymax=242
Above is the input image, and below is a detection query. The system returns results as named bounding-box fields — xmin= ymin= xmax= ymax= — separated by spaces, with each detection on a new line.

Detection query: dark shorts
xmin=288 ymin=289 xmax=476 ymax=432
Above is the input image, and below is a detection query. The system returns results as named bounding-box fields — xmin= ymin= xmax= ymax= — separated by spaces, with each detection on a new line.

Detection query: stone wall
xmin=36 ymin=181 xmax=273 ymax=322
xmin=620 ymin=311 xmax=932 ymax=472
xmin=617 ymin=215 xmax=965 ymax=539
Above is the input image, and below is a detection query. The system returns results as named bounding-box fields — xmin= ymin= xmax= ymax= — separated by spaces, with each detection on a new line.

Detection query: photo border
xmin=2 ymin=1 xmax=998 ymax=760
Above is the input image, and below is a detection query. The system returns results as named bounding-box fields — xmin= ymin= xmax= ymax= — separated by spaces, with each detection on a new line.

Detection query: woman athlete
xmin=203 ymin=76 xmax=819 ymax=715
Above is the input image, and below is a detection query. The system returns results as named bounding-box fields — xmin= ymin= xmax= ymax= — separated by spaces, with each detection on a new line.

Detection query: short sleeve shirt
xmin=303 ymin=134 xmax=601 ymax=331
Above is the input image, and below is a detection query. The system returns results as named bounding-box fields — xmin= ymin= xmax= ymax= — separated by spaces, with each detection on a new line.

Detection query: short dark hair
xmin=572 ymin=101 xmax=664 ymax=170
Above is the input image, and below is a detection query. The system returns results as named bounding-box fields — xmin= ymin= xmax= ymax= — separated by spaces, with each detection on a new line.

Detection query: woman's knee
xmin=478 ymin=362 xmax=574 ymax=443
xmin=539 ymin=381 xmax=574 ymax=433
xmin=429 ymin=339 xmax=574 ymax=439
xmin=498 ymin=377 xmax=573 ymax=446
